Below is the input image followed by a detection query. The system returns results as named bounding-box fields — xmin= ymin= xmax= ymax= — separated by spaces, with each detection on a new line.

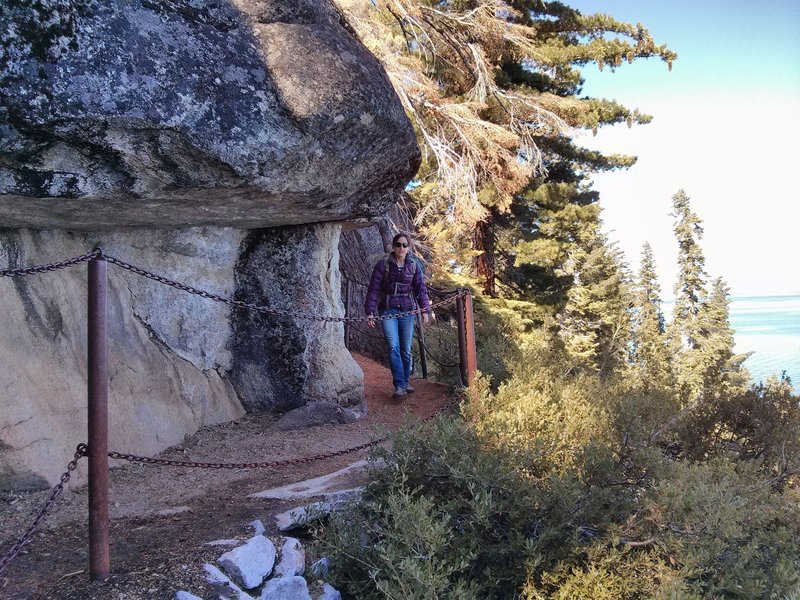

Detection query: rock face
xmin=0 ymin=0 xmax=420 ymax=488
xmin=0 ymin=223 xmax=367 ymax=488
xmin=231 ymin=225 xmax=363 ymax=415
xmin=0 ymin=229 xmax=247 ymax=489
xmin=339 ymin=222 xmax=393 ymax=359
xmin=0 ymin=0 xmax=419 ymax=229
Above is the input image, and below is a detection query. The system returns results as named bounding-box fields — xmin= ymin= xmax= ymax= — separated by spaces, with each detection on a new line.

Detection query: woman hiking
xmin=365 ymin=233 xmax=432 ymax=398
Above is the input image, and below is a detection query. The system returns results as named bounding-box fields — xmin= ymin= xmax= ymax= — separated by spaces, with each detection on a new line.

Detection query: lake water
xmin=662 ymin=295 xmax=800 ymax=391
xmin=730 ymin=295 xmax=800 ymax=390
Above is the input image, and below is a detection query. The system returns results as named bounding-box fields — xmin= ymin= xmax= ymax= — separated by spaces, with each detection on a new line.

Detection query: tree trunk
xmin=472 ymin=213 xmax=496 ymax=297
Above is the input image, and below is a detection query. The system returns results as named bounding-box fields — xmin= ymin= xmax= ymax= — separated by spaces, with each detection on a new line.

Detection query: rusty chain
xmin=108 ymin=438 xmax=384 ymax=470
xmin=103 ymin=252 xmax=465 ymax=323
xmin=0 ymin=444 xmax=88 ymax=577
xmin=107 ymin=397 xmax=457 ymax=470
xmin=421 ymin=338 xmax=463 ymax=370
xmin=0 ymin=396 xmax=458 ymax=574
xmin=343 ymin=274 xmax=459 ymax=298
xmin=0 ymin=250 xmax=100 ymax=278
xmin=0 ymin=249 xmax=466 ymax=321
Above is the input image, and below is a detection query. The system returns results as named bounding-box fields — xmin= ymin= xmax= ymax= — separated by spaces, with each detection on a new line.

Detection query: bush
xmin=319 ymin=417 xmax=547 ymax=598
xmin=319 ymin=289 xmax=800 ymax=598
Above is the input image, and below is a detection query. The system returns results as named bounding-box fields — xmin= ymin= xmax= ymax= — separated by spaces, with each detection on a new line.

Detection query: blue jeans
xmin=381 ymin=308 xmax=415 ymax=389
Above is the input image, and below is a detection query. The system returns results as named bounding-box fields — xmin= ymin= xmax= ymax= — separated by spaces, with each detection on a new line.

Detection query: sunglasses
xmin=393 ymin=242 xmax=409 ymax=248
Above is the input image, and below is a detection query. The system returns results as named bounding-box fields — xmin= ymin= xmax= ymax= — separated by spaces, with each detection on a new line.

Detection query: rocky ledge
xmin=0 ymin=0 xmax=419 ymax=229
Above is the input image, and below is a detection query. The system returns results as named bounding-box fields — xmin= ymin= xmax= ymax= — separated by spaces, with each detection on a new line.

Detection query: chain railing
xmin=0 ymin=396 xmax=457 ymax=577
xmin=0 ymin=250 xmax=101 ymax=278
xmin=105 ymin=252 xmax=463 ymax=323
xmin=107 ymin=394 xmax=455 ymax=470
xmin=0 ymin=444 xmax=87 ymax=577
xmin=0 ymin=248 xmax=476 ymax=581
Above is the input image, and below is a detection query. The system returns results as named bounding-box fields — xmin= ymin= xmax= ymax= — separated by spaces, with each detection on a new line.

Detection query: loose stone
xmin=156 ymin=506 xmax=193 ymax=517
xmin=310 ymin=557 xmax=329 ymax=580
xmin=203 ymin=564 xmax=253 ymax=600
xmin=217 ymin=535 xmax=276 ymax=589
xmin=274 ymin=502 xmax=332 ymax=532
xmin=274 ymin=537 xmax=305 ymax=577
xmin=260 ymin=576 xmax=312 ymax=600
xmin=249 ymin=519 xmax=266 ymax=536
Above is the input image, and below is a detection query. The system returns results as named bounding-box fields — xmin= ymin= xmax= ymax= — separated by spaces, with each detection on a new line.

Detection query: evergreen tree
xmin=558 ymin=230 xmax=630 ymax=376
xmin=631 ymin=242 xmax=670 ymax=388
xmin=338 ymin=0 xmax=676 ymax=297
xmin=668 ymin=189 xmax=708 ymax=399
xmin=668 ymin=191 xmax=748 ymax=400
xmin=497 ymin=138 xmax=638 ymax=307
xmin=696 ymin=277 xmax=750 ymax=396
xmin=500 ymin=181 xmax=601 ymax=304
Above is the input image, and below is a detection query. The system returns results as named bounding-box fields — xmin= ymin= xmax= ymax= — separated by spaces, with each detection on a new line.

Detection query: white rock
xmin=324 ymin=489 xmax=363 ymax=507
xmin=318 ymin=583 xmax=342 ymax=600
xmin=274 ymin=502 xmax=332 ymax=532
xmin=274 ymin=537 xmax=305 ymax=577
xmin=310 ymin=557 xmax=329 ymax=580
xmin=249 ymin=519 xmax=266 ymax=536
xmin=217 ymin=535 xmax=276 ymax=590
xmin=260 ymin=576 xmax=312 ymax=600
xmin=205 ymin=539 xmax=243 ymax=547
xmin=250 ymin=462 xmax=368 ymax=500
xmin=175 ymin=592 xmax=203 ymax=600
xmin=203 ymin=564 xmax=253 ymax=600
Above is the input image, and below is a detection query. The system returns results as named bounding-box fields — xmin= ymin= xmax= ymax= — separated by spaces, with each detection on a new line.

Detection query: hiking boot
xmin=392 ymin=387 xmax=407 ymax=399
xmin=405 ymin=384 xmax=416 ymax=394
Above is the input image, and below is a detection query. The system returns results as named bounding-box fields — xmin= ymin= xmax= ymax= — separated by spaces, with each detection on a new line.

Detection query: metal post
xmin=463 ymin=290 xmax=478 ymax=387
xmin=455 ymin=291 xmax=468 ymax=386
xmin=88 ymin=254 xmax=110 ymax=581
xmin=344 ymin=278 xmax=352 ymax=350
xmin=416 ymin=312 xmax=429 ymax=379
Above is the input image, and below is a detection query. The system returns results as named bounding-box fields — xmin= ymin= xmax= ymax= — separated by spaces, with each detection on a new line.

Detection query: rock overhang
xmin=0 ymin=0 xmax=420 ymax=230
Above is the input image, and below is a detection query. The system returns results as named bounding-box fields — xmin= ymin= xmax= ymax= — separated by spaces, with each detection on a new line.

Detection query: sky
xmin=566 ymin=0 xmax=800 ymax=298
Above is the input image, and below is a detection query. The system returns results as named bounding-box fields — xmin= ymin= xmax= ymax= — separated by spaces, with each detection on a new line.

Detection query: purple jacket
xmin=364 ymin=254 xmax=431 ymax=315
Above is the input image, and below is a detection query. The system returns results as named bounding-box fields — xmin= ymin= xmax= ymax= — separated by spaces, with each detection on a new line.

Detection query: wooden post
xmin=455 ymin=291 xmax=468 ymax=386
xmin=462 ymin=290 xmax=478 ymax=387
xmin=87 ymin=254 xmax=110 ymax=581
xmin=416 ymin=312 xmax=429 ymax=379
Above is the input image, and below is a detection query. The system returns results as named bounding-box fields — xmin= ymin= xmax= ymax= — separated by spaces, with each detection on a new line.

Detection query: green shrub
xmin=320 ymin=288 xmax=800 ymax=598
xmin=319 ymin=417 xmax=547 ymax=598
xmin=318 ymin=414 xmax=663 ymax=598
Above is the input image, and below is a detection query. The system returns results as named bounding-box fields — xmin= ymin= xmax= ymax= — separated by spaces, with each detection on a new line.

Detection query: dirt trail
xmin=0 ymin=354 xmax=454 ymax=599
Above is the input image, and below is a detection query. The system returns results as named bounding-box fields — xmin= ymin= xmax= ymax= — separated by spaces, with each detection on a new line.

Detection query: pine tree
xmin=501 ymin=181 xmax=601 ymax=304
xmin=668 ymin=191 xmax=748 ymax=400
xmin=631 ymin=242 xmax=670 ymax=388
xmin=696 ymin=278 xmax=750 ymax=396
xmin=338 ymin=0 xmax=676 ymax=296
xmin=668 ymin=189 xmax=708 ymax=399
xmin=558 ymin=230 xmax=631 ymax=376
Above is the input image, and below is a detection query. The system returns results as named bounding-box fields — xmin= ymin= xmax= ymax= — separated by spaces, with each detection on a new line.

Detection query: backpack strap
xmin=382 ymin=254 xmax=390 ymax=290
xmin=382 ymin=253 xmax=417 ymax=292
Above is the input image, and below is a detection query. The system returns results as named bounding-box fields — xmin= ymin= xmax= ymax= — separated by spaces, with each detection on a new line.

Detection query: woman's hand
xmin=367 ymin=315 xmax=377 ymax=328
xmin=422 ymin=312 xmax=433 ymax=325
